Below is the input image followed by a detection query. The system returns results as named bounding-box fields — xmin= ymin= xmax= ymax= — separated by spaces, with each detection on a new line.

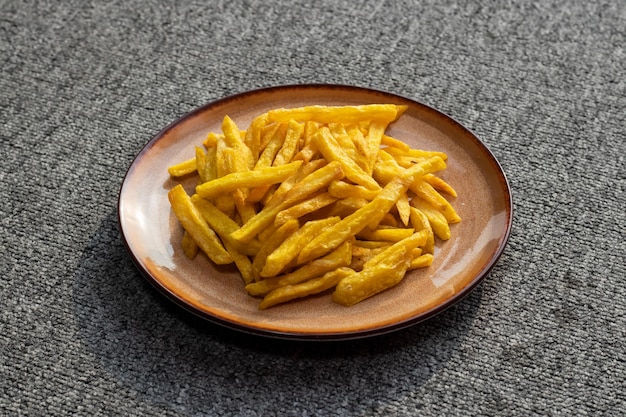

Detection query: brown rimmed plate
xmin=118 ymin=84 xmax=512 ymax=340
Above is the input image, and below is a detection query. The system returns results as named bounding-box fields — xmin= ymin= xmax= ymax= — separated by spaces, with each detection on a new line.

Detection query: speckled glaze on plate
xmin=118 ymin=84 xmax=513 ymax=340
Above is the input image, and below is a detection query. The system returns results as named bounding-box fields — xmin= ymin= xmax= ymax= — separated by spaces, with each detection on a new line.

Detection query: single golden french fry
xmin=262 ymin=216 xmax=341 ymax=277
xmin=168 ymin=185 xmax=232 ymax=265
xmin=400 ymin=156 xmax=447 ymax=185
xmin=195 ymin=160 xmax=302 ymax=200
xmin=194 ymin=148 xmax=206 ymax=184
xmin=274 ymin=192 xmax=338 ymax=227
xmin=297 ymin=176 xmax=408 ymax=264
xmin=395 ymin=192 xmax=411 ymax=226
xmin=381 ymin=134 xmax=410 ymax=151
xmin=384 ymin=145 xmax=448 ymax=162
xmin=365 ymin=121 xmax=387 ymax=173
xmin=357 ymin=227 xmax=415 ymax=242
xmin=423 ymin=173 xmax=458 ymax=197
xmin=246 ymin=240 xmax=352 ymax=297
xmin=168 ymin=157 xmax=197 ymax=178
xmin=332 ymin=231 xmax=424 ymax=306
xmin=267 ymin=104 xmax=406 ymax=125
xmin=258 ymin=267 xmax=354 ymax=310
xmin=212 ymin=134 xmax=237 ymax=216
xmin=314 ymin=127 xmax=381 ymax=191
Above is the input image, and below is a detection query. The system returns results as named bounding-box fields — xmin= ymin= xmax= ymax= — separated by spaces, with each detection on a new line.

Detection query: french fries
xmin=167 ymin=104 xmax=460 ymax=309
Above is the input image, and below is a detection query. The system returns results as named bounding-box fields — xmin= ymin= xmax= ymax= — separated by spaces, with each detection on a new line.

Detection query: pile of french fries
xmin=167 ymin=104 xmax=460 ymax=309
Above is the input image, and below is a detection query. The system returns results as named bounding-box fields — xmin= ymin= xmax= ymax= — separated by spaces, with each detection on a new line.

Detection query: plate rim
xmin=117 ymin=83 xmax=513 ymax=341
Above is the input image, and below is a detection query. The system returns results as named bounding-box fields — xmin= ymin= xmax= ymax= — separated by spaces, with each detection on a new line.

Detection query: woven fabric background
xmin=1 ymin=1 xmax=624 ymax=416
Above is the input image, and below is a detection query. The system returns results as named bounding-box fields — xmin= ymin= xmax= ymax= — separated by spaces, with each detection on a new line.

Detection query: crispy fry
xmin=395 ymin=192 xmax=411 ymax=226
xmin=267 ymin=104 xmax=406 ymax=125
xmin=423 ymin=173 xmax=458 ymax=197
xmin=381 ymin=134 xmax=410 ymax=151
xmin=409 ymin=253 xmax=434 ymax=270
xmin=365 ymin=121 xmax=387 ymax=173
xmin=357 ymin=227 xmax=415 ymax=242
xmin=195 ymin=160 xmax=302 ymax=200
xmin=168 ymin=157 xmax=197 ymax=178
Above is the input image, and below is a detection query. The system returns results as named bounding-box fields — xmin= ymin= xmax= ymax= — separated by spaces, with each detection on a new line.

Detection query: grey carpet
xmin=1 ymin=0 xmax=624 ymax=416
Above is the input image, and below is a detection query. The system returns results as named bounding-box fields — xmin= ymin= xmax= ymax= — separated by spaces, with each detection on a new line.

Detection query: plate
xmin=118 ymin=84 xmax=512 ymax=340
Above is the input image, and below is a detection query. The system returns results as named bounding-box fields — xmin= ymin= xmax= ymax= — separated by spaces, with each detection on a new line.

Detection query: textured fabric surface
xmin=1 ymin=1 xmax=624 ymax=416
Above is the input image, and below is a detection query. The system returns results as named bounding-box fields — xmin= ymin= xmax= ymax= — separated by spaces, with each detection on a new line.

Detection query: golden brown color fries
xmin=167 ymin=104 xmax=460 ymax=309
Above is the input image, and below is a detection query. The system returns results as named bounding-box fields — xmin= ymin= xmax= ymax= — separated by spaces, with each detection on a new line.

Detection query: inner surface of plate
xmin=118 ymin=84 xmax=512 ymax=340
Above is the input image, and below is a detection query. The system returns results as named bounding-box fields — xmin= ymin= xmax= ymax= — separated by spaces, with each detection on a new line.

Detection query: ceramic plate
xmin=118 ymin=84 xmax=512 ymax=340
